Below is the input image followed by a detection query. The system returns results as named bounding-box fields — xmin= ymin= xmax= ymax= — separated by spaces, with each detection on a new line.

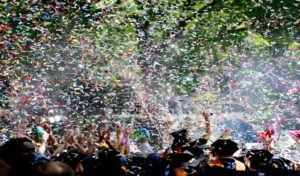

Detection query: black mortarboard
xmin=169 ymin=151 xmax=193 ymax=163
xmin=171 ymin=129 xmax=188 ymax=139
xmin=181 ymin=138 xmax=207 ymax=155
xmin=189 ymin=138 xmax=208 ymax=146
xmin=171 ymin=129 xmax=189 ymax=150
xmin=211 ymin=139 xmax=238 ymax=157
xmin=249 ymin=150 xmax=273 ymax=170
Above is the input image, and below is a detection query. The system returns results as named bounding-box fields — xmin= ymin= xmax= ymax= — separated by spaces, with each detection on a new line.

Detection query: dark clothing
xmin=146 ymin=153 xmax=171 ymax=176
xmin=8 ymin=153 xmax=49 ymax=176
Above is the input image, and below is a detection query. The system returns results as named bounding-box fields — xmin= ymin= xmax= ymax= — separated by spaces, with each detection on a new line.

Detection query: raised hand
xmin=220 ymin=129 xmax=231 ymax=139
xmin=202 ymin=110 xmax=212 ymax=139
xmin=66 ymin=129 xmax=75 ymax=144
xmin=42 ymin=123 xmax=51 ymax=133
xmin=86 ymin=123 xmax=97 ymax=132
xmin=202 ymin=111 xmax=210 ymax=121
xmin=42 ymin=131 xmax=50 ymax=142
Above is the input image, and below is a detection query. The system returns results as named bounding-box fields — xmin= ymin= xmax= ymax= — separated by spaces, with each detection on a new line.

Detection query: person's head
xmin=115 ymin=122 xmax=122 ymax=134
xmin=171 ymin=129 xmax=190 ymax=151
xmin=248 ymin=150 xmax=273 ymax=170
xmin=211 ymin=139 xmax=238 ymax=158
xmin=169 ymin=152 xmax=193 ymax=168
xmin=95 ymin=149 xmax=127 ymax=176
xmin=36 ymin=162 xmax=75 ymax=176
xmin=0 ymin=137 xmax=35 ymax=165
xmin=59 ymin=151 xmax=81 ymax=171
xmin=0 ymin=158 xmax=10 ymax=176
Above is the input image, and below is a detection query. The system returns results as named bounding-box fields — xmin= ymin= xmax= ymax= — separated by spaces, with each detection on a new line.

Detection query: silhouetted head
xmin=211 ymin=139 xmax=238 ymax=157
xmin=36 ymin=162 xmax=75 ymax=176
xmin=0 ymin=137 xmax=36 ymax=165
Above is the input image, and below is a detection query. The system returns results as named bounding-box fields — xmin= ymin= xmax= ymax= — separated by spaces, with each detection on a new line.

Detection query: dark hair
xmin=94 ymin=148 xmax=127 ymax=176
xmin=0 ymin=137 xmax=33 ymax=163
xmin=36 ymin=162 xmax=75 ymax=176
xmin=59 ymin=150 xmax=82 ymax=170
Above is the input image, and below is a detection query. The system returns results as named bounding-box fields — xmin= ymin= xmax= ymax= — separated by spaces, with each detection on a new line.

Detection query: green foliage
xmin=1 ymin=0 xmax=299 ymax=115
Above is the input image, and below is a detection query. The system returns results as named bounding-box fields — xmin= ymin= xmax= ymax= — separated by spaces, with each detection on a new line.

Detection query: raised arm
xmin=85 ymin=123 xmax=96 ymax=154
xmin=37 ymin=131 xmax=49 ymax=154
xmin=66 ymin=129 xmax=86 ymax=154
xmin=201 ymin=111 xmax=212 ymax=140
xmin=42 ymin=123 xmax=57 ymax=147
xmin=52 ymin=140 xmax=68 ymax=156
xmin=123 ymin=128 xmax=130 ymax=155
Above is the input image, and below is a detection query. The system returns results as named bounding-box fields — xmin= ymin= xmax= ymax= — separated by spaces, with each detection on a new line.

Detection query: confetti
xmin=0 ymin=1 xmax=299 ymax=158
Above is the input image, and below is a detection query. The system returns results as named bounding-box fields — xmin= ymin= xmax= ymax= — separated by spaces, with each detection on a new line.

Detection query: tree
xmin=0 ymin=0 xmax=299 ymax=131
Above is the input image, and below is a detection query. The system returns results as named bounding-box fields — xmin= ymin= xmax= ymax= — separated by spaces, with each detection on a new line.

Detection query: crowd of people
xmin=0 ymin=111 xmax=299 ymax=176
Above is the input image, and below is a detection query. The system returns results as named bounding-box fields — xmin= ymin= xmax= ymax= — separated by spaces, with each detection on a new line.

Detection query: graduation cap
xmin=171 ymin=129 xmax=189 ymax=150
xmin=171 ymin=129 xmax=188 ymax=139
xmin=169 ymin=151 xmax=194 ymax=163
xmin=211 ymin=139 xmax=238 ymax=157
xmin=181 ymin=138 xmax=208 ymax=156
xmin=249 ymin=150 xmax=273 ymax=170
xmin=189 ymin=138 xmax=208 ymax=146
